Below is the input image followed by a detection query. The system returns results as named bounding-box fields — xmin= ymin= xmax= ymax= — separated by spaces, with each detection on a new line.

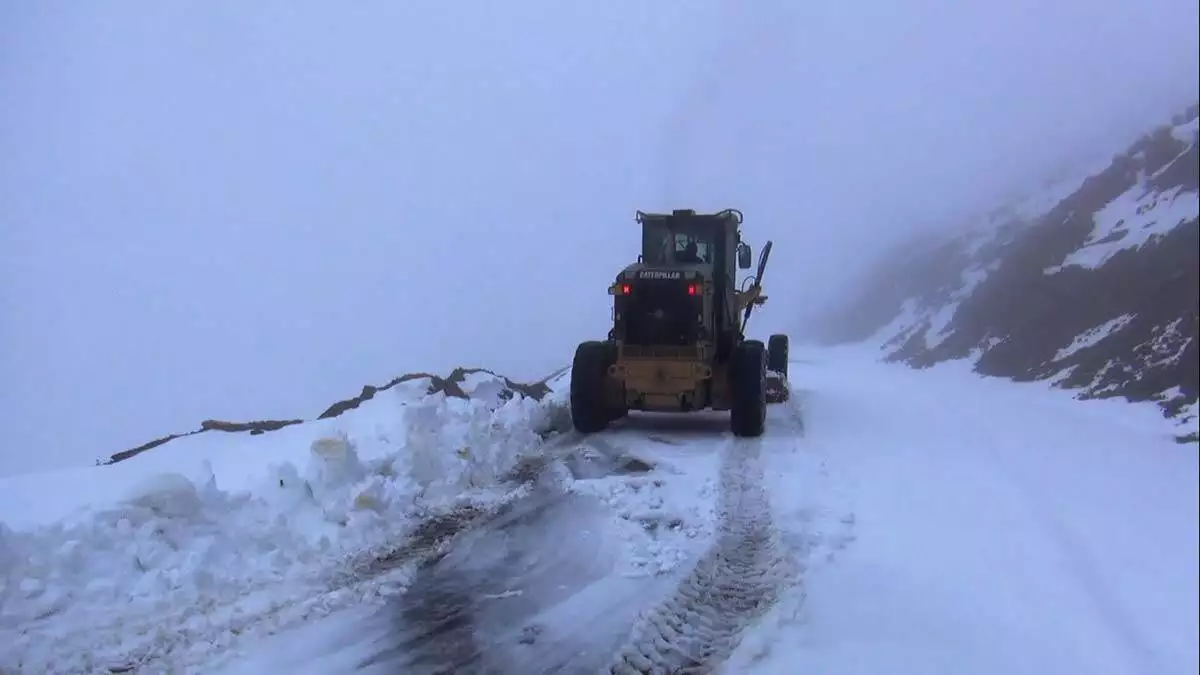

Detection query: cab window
xmin=672 ymin=232 xmax=711 ymax=264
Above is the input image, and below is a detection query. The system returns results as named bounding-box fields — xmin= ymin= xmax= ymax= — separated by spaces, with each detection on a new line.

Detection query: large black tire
xmin=570 ymin=340 xmax=616 ymax=434
xmin=767 ymin=333 xmax=789 ymax=379
xmin=730 ymin=339 xmax=767 ymax=438
xmin=603 ymin=341 xmax=628 ymax=423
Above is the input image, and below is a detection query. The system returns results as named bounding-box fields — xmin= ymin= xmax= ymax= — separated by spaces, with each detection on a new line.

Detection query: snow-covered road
xmin=2 ymin=346 xmax=1195 ymax=674
xmin=727 ymin=348 xmax=1198 ymax=675
xmin=215 ymin=487 xmax=667 ymax=675
xmin=215 ymin=399 xmax=811 ymax=674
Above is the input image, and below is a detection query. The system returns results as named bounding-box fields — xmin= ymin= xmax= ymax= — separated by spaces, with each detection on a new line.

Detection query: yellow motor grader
xmin=570 ymin=208 xmax=790 ymax=437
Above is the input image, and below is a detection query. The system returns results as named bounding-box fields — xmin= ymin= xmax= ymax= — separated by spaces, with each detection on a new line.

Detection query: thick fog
xmin=2 ymin=0 xmax=1197 ymax=474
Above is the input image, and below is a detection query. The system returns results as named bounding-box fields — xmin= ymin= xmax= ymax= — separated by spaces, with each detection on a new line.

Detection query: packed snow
xmin=726 ymin=347 xmax=1198 ymax=675
xmin=2 ymin=347 xmax=1196 ymax=674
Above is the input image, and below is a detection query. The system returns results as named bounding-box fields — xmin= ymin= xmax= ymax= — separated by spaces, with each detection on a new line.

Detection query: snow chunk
xmin=123 ymin=472 xmax=205 ymax=519
xmin=307 ymin=435 xmax=365 ymax=493
xmin=457 ymin=370 xmax=511 ymax=404
xmin=567 ymin=441 xmax=720 ymax=579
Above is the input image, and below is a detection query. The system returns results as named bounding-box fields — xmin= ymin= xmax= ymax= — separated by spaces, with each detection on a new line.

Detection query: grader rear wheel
xmin=570 ymin=341 xmax=617 ymax=433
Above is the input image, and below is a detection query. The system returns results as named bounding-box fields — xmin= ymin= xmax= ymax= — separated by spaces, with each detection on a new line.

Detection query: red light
xmin=621 ymin=284 xmax=632 ymax=295
xmin=687 ymin=283 xmax=698 ymax=296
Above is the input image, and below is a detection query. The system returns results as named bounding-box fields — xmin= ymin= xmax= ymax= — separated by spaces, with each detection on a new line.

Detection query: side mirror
xmin=737 ymin=242 xmax=752 ymax=270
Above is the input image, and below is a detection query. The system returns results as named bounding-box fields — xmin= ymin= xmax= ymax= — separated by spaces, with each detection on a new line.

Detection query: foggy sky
xmin=2 ymin=0 xmax=1196 ymax=475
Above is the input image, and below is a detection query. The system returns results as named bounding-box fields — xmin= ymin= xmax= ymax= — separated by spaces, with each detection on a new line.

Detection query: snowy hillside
xmin=813 ymin=102 xmax=1199 ymax=442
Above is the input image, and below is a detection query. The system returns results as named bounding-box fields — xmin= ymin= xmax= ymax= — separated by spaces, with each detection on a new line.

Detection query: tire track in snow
xmin=600 ymin=437 xmax=799 ymax=674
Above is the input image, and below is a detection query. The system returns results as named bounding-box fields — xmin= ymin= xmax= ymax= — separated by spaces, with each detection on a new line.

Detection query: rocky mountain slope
xmin=813 ymin=102 xmax=1199 ymax=442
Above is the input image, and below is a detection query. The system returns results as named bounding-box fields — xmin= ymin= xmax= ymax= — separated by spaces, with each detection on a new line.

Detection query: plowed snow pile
xmin=0 ymin=373 xmax=567 ymax=674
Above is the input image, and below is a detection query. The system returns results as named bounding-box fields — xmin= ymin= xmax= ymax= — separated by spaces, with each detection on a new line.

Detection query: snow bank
xmin=0 ymin=373 xmax=568 ymax=674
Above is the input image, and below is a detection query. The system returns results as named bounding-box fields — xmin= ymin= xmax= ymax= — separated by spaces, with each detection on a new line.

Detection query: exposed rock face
xmin=813 ymin=103 xmax=1199 ymax=442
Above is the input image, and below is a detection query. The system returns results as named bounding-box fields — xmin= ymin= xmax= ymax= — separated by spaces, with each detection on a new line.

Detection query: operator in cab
xmin=676 ymin=240 xmax=703 ymax=264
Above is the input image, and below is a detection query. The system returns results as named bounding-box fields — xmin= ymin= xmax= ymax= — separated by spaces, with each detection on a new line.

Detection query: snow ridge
xmin=601 ymin=437 xmax=799 ymax=674
xmin=0 ymin=379 xmax=566 ymax=675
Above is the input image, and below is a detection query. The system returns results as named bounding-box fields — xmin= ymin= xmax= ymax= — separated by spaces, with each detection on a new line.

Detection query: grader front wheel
xmin=767 ymin=333 xmax=789 ymax=378
xmin=730 ymin=340 xmax=767 ymax=438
